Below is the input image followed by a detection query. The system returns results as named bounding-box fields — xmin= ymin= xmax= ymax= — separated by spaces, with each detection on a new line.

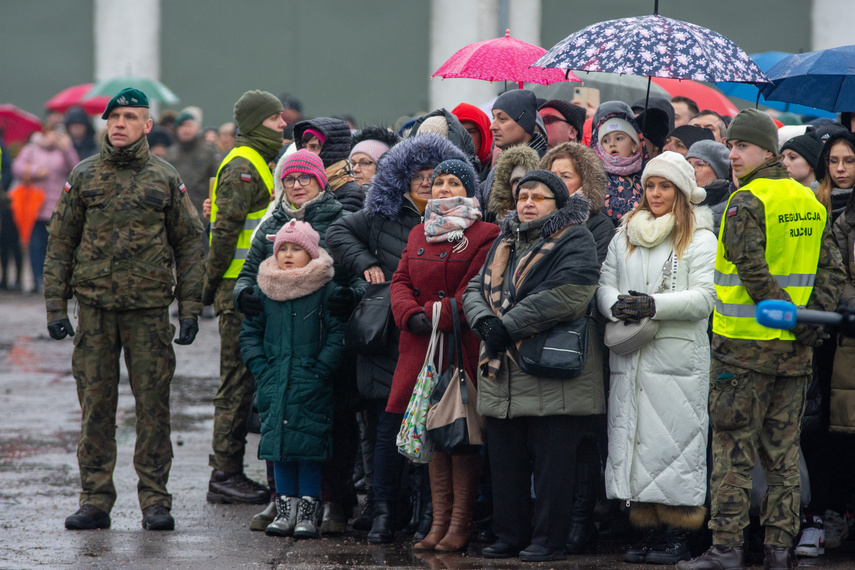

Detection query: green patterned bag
xmin=396 ymin=303 xmax=443 ymax=463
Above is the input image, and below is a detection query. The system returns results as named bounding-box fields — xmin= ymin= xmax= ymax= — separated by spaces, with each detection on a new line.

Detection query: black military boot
xmin=141 ymin=504 xmax=175 ymax=531
xmin=565 ymin=457 xmax=600 ymax=554
xmin=645 ymin=525 xmax=692 ymax=564
xmin=762 ymin=545 xmax=793 ymax=570
xmin=623 ymin=526 xmax=663 ymax=563
xmin=367 ymin=500 xmax=395 ymax=544
xmin=65 ymin=505 xmax=111 ymax=530
xmin=207 ymin=470 xmax=269 ymax=504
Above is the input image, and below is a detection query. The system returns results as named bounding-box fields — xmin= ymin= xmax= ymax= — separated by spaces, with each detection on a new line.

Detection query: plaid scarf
xmin=478 ymin=225 xmax=569 ymax=380
xmin=423 ymin=196 xmax=482 ymax=245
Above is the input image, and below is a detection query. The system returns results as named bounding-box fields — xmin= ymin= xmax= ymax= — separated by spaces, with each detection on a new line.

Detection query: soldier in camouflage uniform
xmin=163 ymin=111 xmax=219 ymax=224
xmin=44 ymin=88 xmax=205 ymax=532
xmin=203 ymin=90 xmax=285 ymax=504
xmin=679 ymin=110 xmax=844 ymax=570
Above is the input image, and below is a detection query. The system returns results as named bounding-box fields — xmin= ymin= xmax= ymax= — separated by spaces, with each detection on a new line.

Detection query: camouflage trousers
xmin=72 ymin=303 xmax=176 ymax=513
xmin=708 ymin=360 xmax=808 ymax=547
xmin=209 ymin=308 xmax=255 ymax=473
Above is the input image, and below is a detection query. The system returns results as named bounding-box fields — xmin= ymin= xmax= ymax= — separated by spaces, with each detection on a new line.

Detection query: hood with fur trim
xmin=539 ymin=142 xmax=609 ymax=214
xmin=294 ymin=117 xmax=352 ymax=168
xmin=408 ymin=108 xmax=479 ymax=169
xmin=501 ymin=192 xmax=591 ymax=240
xmin=256 ymin=248 xmax=335 ymax=301
xmin=366 ymin=133 xmax=468 ymax=221
xmin=488 ymin=144 xmax=540 ymax=216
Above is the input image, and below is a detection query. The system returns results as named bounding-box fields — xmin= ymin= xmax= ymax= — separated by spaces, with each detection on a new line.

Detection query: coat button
xmin=417 ymin=248 xmax=424 ymax=255
xmin=731 ymin=379 xmax=739 ymax=387
xmin=292 ymin=312 xmax=297 ymax=317
xmin=287 ymin=384 xmax=291 ymax=390
xmin=283 ymin=420 xmax=288 ymax=425
xmin=437 ymin=291 xmax=445 ymax=299
xmin=439 ymin=251 xmax=447 ymax=259
xmin=414 ymin=288 xmax=420 ymax=296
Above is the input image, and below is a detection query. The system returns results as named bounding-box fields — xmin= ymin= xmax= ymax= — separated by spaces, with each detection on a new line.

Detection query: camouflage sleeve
xmin=721 ymin=191 xmax=791 ymax=304
xmin=806 ymin=221 xmax=845 ymax=313
xmin=166 ymin=174 xmax=205 ymax=319
xmin=43 ymin=168 xmax=85 ymax=324
xmin=832 ymin=215 xmax=855 ymax=306
xmin=204 ymin=160 xmax=255 ymax=299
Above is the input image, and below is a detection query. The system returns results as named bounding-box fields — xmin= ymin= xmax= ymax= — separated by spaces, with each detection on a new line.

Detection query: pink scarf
xmin=594 ymin=142 xmax=643 ymax=176
xmin=423 ymin=196 xmax=482 ymax=244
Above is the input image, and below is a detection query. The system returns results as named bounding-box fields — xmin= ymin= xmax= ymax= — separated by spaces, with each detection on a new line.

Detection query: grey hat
xmin=686 ymin=140 xmax=731 ymax=180
xmin=493 ymin=89 xmax=538 ymax=136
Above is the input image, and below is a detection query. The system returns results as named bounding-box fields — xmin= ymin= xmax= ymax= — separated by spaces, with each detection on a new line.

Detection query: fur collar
xmin=256 ymin=249 xmax=334 ymax=301
xmin=500 ymin=193 xmax=591 ymax=240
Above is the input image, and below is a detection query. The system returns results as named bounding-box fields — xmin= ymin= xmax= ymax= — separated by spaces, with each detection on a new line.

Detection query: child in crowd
xmin=239 ymin=220 xmax=346 ymax=539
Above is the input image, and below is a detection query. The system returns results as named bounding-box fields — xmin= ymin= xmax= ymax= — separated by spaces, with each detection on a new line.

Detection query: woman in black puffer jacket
xmin=294 ymin=117 xmax=364 ymax=212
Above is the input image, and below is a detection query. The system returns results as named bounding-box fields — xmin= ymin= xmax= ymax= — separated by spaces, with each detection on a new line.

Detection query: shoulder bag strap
xmin=449 ymin=298 xmax=468 ymax=405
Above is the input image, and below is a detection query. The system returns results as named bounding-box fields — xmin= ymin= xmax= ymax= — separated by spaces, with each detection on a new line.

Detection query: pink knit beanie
xmin=280 ymin=149 xmax=328 ymax=189
xmin=273 ymin=220 xmax=321 ymax=259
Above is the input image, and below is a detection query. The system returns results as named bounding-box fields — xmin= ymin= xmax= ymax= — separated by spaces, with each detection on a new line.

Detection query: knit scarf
xmin=423 ymin=197 xmax=482 ymax=247
xmin=278 ymin=190 xmax=326 ymax=221
xmin=236 ymin=126 xmax=284 ymax=163
xmin=478 ymin=223 xmax=570 ymax=380
xmin=594 ymin=142 xmax=643 ymax=176
xmin=326 ymin=160 xmax=354 ymax=193
xmin=625 ymin=209 xmax=676 ymax=249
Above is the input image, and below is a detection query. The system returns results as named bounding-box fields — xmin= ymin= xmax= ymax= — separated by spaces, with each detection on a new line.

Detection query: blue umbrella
xmin=760 ymin=45 xmax=855 ymax=113
xmin=717 ymin=52 xmax=836 ymax=118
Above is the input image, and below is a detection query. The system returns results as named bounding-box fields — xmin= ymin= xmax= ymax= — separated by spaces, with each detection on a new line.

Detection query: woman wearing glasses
xmin=349 ymin=126 xmax=400 ymax=188
xmin=816 ymin=132 xmax=855 ymax=223
xmin=462 ymin=170 xmax=602 ymax=562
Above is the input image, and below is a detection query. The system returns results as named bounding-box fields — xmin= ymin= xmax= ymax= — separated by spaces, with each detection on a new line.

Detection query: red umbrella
xmin=45 ymin=83 xmax=111 ymax=116
xmin=0 ymin=104 xmax=42 ymax=146
xmin=433 ymin=29 xmax=581 ymax=90
xmin=651 ymin=77 xmax=739 ymax=117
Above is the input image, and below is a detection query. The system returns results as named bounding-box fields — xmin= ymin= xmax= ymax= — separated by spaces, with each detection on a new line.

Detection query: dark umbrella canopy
xmin=760 ymin=45 xmax=855 ymax=112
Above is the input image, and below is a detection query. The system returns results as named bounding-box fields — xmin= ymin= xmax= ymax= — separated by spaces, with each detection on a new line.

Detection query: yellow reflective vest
xmin=713 ymin=178 xmax=825 ymax=340
xmin=210 ymin=146 xmax=274 ymax=278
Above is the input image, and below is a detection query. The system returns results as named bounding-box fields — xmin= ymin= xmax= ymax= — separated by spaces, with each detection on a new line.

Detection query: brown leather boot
xmin=762 ymin=545 xmax=793 ymax=570
xmin=435 ymin=453 xmax=480 ymax=552
xmin=414 ymin=451 xmax=453 ymax=550
xmin=675 ymin=545 xmax=745 ymax=570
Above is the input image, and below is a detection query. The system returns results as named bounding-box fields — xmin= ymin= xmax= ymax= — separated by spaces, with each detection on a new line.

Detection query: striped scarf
xmin=478 ymin=225 xmax=569 ymax=380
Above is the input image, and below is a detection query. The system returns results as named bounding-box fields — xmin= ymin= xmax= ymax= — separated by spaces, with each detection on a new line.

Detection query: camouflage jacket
xmin=202 ymin=140 xmax=275 ymax=311
xmin=163 ymin=136 xmax=219 ymax=216
xmin=712 ymin=157 xmax=845 ymax=376
xmin=44 ymin=133 xmax=205 ymax=323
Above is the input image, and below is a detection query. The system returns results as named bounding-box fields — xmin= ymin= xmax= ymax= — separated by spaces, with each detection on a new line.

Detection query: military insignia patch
xmin=727 ymin=206 xmax=738 ymax=217
xmin=240 ymin=173 xmax=252 ymax=182
xmin=64 ymin=181 xmax=72 ymax=192
xmin=179 ymin=183 xmax=186 ymax=194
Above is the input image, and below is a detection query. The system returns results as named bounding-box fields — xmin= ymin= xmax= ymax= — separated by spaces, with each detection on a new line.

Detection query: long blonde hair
xmin=624 ymin=187 xmax=695 ymax=259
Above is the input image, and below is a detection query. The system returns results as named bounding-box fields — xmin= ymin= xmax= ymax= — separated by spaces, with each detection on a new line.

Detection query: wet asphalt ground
xmin=3 ymin=291 xmax=855 ymax=569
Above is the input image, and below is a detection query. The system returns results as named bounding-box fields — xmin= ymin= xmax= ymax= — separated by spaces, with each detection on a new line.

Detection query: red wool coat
xmin=387 ymin=221 xmax=500 ymax=414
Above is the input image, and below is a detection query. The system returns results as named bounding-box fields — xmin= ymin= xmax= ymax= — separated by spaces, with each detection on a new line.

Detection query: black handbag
xmin=345 ymin=281 xmax=392 ymax=353
xmin=516 ymin=308 xmax=591 ymax=378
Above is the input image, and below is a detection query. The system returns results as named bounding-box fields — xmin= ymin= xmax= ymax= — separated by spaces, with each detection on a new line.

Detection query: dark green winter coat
xmin=239 ymin=250 xmax=346 ymax=462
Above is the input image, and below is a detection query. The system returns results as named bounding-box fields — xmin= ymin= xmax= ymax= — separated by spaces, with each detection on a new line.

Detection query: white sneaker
xmin=823 ymin=510 xmax=849 ymax=548
xmin=795 ymin=516 xmax=825 ymax=557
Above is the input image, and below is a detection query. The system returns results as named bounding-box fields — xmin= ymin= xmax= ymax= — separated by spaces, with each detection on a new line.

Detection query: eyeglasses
xmin=282 ymin=174 xmax=314 ymax=187
xmin=516 ymin=193 xmax=555 ymax=204
xmin=689 ymin=159 xmax=711 ymax=169
xmin=411 ymin=174 xmax=432 ymax=185
xmin=350 ymin=159 xmax=375 ymax=169
xmin=828 ymin=156 xmax=855 ymax=167
xmin=541 ymin=115 xmax=570 ymax=126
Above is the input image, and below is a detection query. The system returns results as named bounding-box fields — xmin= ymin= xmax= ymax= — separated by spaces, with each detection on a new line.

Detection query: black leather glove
xmin=174 ymin=318 xmax=199 ymax=345
xmin=236 ymin=288 xmax=263 ymax=317
xmin=611 ymin=291 xmax=656 ymax=324
xmin=838 ymin=305 xmax=855 ymax=339
xmin=326 ymin=287 xmax=355 ymax=321
xmin=47 ymin=318 xmax=75 ymax=340
xmin=407 ymin=312 xmax=433 ymax=336
xmin=792 ymin=323 xmax=828 ymax=348
xmin=478 ymin=317 xmax=512 ymax=352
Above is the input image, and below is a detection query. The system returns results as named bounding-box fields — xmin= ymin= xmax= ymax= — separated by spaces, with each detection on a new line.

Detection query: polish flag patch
xmin=179 ymin=183 xmax=186 ymax=194
xmin=240 ymin=173 xmax=252 ymax=182
xmin=64 ymin=181 xmax=72 ymax=192
xmin=727 ymin=206 xmax=738 ymax=217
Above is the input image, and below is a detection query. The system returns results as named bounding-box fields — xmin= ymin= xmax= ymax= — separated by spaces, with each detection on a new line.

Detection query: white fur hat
xmin=641 ymin=151 xmax=706 ymax=204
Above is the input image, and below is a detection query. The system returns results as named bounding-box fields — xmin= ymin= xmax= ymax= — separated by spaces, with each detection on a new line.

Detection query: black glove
xmin=611 ymin=291 xmax=656 ymax=324
xmin=478 ymin=317 xmax=512 ymax=352
xmin=174 ymin=318 xmax=199 ymax=345
xmin=407 ymin=312 xmax=433 ymax=336
xmin=326 ymin=287 xmax=355 ymax=321
xmin=838 ymin=305 xmax=855 ymax=339
xmin=236 ymin=288 xmax=263 ymax=317
xmin=47 ymin=318 xmax=75 ymax=340
xmin=792 ymin=323 xmax=828 ymax=348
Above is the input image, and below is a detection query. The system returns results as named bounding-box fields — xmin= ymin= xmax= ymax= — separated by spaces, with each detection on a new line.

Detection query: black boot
xmin=413 ymin=499 xmax=433 ymax=543
xmin=406 ymin=490 xmax=423 ymax=533
xmin=565 ymin=452 xmax=600 ymax=554
xmin=623 ymin=526 xmax=663 ymax=563
xmin=645 ymin=525 xmax=692 ymax=565
xmin=367 ymin=500 xmax=395 ymax=544
xmin=352 ymin=487 xmax=374 ymax=531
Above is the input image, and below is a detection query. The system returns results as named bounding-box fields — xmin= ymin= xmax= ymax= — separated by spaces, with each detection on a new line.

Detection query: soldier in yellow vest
xmin=202 ymin=90 xmax=285 ymax=504
xmin=679 ymin=110 xmax=844 ymax=570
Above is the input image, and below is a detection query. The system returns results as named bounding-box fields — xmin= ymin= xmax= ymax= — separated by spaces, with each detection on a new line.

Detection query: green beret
xmin=174 ymin=111 xmax=195 ymax=128
xmin=101 ymin=87 xmax=150 ymax=120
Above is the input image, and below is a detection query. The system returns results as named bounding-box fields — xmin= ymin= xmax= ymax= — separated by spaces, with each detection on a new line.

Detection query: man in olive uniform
xmin=203 ymin=90 xmax=285 ymax=503
xmin=678 ymin=109 xmax=844 ymax=570
xmin=44 ymin=88 xmax=205 ymax=531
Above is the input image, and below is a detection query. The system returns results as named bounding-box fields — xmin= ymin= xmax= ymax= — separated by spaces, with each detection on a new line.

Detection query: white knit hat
xmin=641 ymin=151 xmax=706 ymax=204
xmin=597 ymin=117 xmax=638 ymax=145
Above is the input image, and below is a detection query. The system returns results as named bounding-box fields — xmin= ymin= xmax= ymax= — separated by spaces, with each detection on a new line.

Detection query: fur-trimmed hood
xmin=500 ymin=192 xmax=591 ymax=240
xmin=540 ymin=142 xmax=609 ymax=214
xmin=366 ymin=133 xmax=468 ymax=221
xmin=256 ymin=248 xmax=335 ymax=301
xmin=293 ymin=117 xmax=352 ymax=168
xmin=488 ymin=145 xmax=540 ymax=216
xmin=407 ymin=108 xmax=478 ymax=168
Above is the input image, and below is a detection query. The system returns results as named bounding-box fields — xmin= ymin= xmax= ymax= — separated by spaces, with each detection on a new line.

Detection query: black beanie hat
xmin=667 ymin=125 xmax=714 ymax=149
xmin=516 ymin=169 xmax=570 ymax=209
xmin=432 ymin=159 xmax=478 ymax=198
xmin=538 ymin=99 xmax=586 ymax=142
xmin=493 ymin=89 xmax=538 ymax=136
xmin=781 ymin=133 xmax=823 ymax=174
xmin=636 ymin=107 xmax=671 ymax=150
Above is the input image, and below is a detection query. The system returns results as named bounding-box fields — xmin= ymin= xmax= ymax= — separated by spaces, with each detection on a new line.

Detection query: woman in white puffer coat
xmin=597 ymin=151 xmax=717 ymax=566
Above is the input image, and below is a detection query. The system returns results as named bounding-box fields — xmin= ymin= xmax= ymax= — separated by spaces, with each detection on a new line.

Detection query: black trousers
xmin=487 ymin=415 xmax=584 ymax=549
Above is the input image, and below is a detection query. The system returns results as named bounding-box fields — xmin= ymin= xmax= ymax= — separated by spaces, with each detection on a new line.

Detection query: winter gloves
xmin=237 ymin=288 xmax=263 ymax=317
xmin=478 ymin=316 xmax=512 ymax=353
xmin=175 ymin=319 xmax=199 ymax=345
xmin=47 ymin=318 xmax=75 ymax=340
xmin=611 ymin=290 xmax=656 ymax=324
xmin=326 ymin=287 xmax=355 ymax=321
xmin=407 ymin=312 xmax=433 ymax=336
xmin=792 ymin=323 xmax=828 ymax=348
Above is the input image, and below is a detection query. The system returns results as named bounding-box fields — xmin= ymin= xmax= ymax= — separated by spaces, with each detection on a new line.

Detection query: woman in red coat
xmin=390 ymin=158 xmax=500 ymax=551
